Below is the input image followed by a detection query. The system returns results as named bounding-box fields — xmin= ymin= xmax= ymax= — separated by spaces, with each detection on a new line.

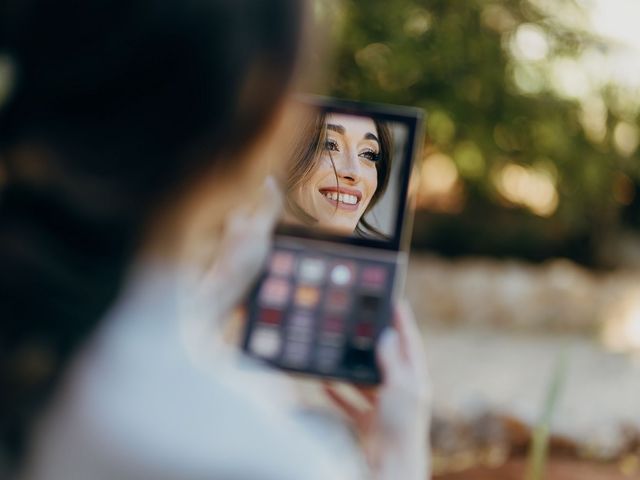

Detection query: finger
xmin=354 ymin=386 xmax=379 ymax=407
xmin=323 ymin=384 xmax=365 ymax=422
xmin=246 ymin=176 xmax=283 ymax=228
xmin=222 ymin=176 xmax=282 ymax=242
xmin=394 ymin=300 xmax=427 ymax=368
xmin=375 ymin=327 xmax=403 ymax=384
xmin=391 ymin=306 xmax=410 ymax=364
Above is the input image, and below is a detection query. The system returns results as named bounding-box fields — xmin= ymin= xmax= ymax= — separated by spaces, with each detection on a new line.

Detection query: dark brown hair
xmin=285 ymin=112 xmax=393 ymax=238
xmin=0 ymin=0 xmax=306 ymax=470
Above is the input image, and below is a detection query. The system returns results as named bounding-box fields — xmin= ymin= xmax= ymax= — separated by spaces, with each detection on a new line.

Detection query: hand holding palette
xmin=243 ymin=97 xmax=423 ymax=384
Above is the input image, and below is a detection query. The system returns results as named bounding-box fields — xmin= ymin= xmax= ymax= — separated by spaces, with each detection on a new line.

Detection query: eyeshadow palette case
xmin=242 ymin=97 xmax=424 ymax=385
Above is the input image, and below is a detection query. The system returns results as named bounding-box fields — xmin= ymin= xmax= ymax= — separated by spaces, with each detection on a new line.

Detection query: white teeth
xmin=339 ymin=193 xmax=357 ymax=205
xmin=324 ymin=192 xmax=335 ymax=201
xmin=322 ymin=191 xmax=358 ymax=205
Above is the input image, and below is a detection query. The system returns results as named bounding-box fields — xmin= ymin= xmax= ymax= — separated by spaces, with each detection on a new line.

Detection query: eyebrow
xmin=365 ymin=132 xmax=380 ymax=144
xmin=327 ymin=123 xmax=380 ymax=145
xmin=326 ymin=123 xmax=345 ymax=134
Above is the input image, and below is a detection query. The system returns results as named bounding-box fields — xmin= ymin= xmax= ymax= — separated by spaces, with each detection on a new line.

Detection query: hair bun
xmin=0 ymin=53 xmax=16 ymax=111
xmin=0 ymin=53 xmax=17 ymax=158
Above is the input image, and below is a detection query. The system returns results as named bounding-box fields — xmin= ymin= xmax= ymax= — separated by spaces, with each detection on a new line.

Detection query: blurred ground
xmin=406 ymin=254 xmax=640 ymax=477
xmin=424 ymin=326 xmax=640 ymax=459
xmin=435 ymin=459 xmax=631 ymax=480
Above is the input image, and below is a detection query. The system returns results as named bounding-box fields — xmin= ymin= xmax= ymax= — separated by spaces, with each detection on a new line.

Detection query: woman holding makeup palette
xmin=284 ymin=111 xmax=393 ymax=238
xmin=0 ymin=0 xmax=430 ymax=479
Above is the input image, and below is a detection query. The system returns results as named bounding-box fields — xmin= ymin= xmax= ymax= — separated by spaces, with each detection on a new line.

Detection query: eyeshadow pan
xmin=322 ymin=314 xmax=345 ymax=333
xmin=316 ymin=346 xmax=341 ymax=372
xmin=356 ymin=294 xmax=381 ymax=321
xmin=360 ymin=265 xmax=387 ymax=289
xmin=330 ymin=263 xmax=355 ymax=286
xmin=259 ymin=278 xmax=290 ymax=307
xmin=355 ymin=322 xmax=374 ymax=338
xmin=294 ymin=286 xmax=321 ymax=309
xmin=289 ymin=311 xmax=314 ymax=327
xmin=259 ymin=308 xmax=283 ymax=326
xmin=282 ymin=341 xmax=310 ymax=367
xmin=353 ymin=322 xmax=375 ymax=349
xmin=298 ymin=257 xmax=326 ymax=284
xmin=288 ymin=327 xmax=313 ymax=343
xmin=249 ymin=327 xmax=281 ymax=359
xmin=326 ymin=290 xmax=350 ymax=312
xmin=319 ymin=315 xmax=345 ymax=347
xmin=270 ymin=251 xmax=295 ymax=276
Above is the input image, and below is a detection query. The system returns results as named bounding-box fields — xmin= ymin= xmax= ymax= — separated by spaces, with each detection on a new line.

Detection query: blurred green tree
xmin=316 ymin=0 xmax=640 ymax=265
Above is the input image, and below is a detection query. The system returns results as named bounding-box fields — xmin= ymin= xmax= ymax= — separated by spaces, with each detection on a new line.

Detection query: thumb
xmin=376 ymin=327 xmax=403 ymax=383
xmin=251 ymin=176 xmax=283 ymax=229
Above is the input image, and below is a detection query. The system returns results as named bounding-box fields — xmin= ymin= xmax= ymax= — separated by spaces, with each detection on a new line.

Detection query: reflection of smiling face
xmin=289 ymin=114 xmax=379 ymax=234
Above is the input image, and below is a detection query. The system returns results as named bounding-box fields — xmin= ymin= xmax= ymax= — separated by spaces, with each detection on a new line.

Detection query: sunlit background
xmin=316 ymin=0 xmax=640 ymax=478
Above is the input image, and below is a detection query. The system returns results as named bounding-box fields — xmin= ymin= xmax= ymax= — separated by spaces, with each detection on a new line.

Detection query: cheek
xmin=293 ymin=171 xmax=321 ymax=210
xmin=315 ymin=156 xmax=338 ymax=180
xmin=291 ymin=185 xmax=311 ymax=210
xmin=363 ymin=164 xmax=379 ymax=200
xmin=298 ymin=161 xmax=334 ymax=199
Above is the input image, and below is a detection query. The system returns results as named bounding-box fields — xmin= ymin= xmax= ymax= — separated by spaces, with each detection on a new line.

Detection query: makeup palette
xmin=245 ymin=244 xmax=395 ymax=383
xmin=243 ymin=96 xmax=423 ymax=384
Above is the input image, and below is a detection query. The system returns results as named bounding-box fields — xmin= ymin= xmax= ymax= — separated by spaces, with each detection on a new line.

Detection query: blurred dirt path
xmin=434 ymin=459 xmax=630 ymax=480
xmin=422 ymin=325 xmax=640 ymax=456
xmin=405 ymin=254 xmax=640 ymax=456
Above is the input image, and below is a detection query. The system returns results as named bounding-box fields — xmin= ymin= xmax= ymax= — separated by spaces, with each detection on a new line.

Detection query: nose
xmin=335 ymin=150 xmax=361 ymax=184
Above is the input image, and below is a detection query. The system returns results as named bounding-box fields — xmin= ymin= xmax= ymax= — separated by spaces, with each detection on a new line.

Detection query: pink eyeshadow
xmin=361 ymin=266 xmax=387 ymax=288
xmin=270 ymin=251 xmax=295 ymax=276
xmin=326 ymin=290 xmax=350 ymax=311
xmin=259 ymin=278 xmax=290 ymax=306
xmin=323 ymin=315 xmax=344 ymax=333
xmin=355 ymin=322 xmax=374 ymax=338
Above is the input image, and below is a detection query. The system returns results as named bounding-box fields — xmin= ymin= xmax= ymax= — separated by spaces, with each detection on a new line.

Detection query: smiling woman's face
xmin=288 ymin=113 xmax=380 ymax=234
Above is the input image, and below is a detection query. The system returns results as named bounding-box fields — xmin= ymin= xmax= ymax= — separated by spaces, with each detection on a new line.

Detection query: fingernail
xmin=378 ymin=327 xmax=398 ymax=351
xmin=264 ymin=175 xmax=278 ymax=191
xmin=227 ymin=209 xmax=251 ymax=232
xmin=261 ymin=176 xmax=283 ymax=206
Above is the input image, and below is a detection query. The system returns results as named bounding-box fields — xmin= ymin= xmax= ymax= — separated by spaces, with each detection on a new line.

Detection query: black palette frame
xmin=242 ymin=96 xmax=424 ymax=384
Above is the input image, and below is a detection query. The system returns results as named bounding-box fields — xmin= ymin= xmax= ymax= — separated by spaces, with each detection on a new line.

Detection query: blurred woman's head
xmin=0 ymin=0 xmax=307 ymax=467
xmin=285 ymin=112 xmax=392 ymax=237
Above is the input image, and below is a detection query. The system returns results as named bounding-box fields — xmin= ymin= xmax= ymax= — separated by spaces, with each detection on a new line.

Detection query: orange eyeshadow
xmin=294 ymin=286 xmax=320 ymax=308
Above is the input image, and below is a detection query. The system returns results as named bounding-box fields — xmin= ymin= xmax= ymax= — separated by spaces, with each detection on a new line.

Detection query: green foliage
xmin=317 ymin=0 xmax=640 ymax=263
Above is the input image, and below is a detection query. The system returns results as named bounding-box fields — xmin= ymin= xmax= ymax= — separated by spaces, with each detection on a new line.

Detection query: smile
xmin=318 ymin=187 xmax=362 ymax=212
xmin=322 ymin=191 xmax=358 ymax=205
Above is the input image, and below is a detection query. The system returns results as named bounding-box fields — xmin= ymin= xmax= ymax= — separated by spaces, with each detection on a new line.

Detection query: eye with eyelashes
xmin=324 ymin=138 xmax=339 ymax=152
xmin=323 ymin=138 xmax=380 ymax=162
xmin=359 ymin=148 xmax=379 ymax=162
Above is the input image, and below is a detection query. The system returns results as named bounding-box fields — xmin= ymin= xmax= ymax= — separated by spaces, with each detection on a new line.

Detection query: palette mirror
xmin=276 ymin=97 xmax=418 ymax=251
xmin=243 ymin=97 xmax=423 ymax=384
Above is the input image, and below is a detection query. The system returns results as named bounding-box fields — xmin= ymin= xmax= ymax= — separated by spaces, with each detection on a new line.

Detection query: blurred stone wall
xmin=406 ymin=254 xmax=640 ymax=342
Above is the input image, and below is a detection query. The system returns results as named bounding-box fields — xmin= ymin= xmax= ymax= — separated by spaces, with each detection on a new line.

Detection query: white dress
xmin=21 ymin=261 xmax=367 ymax=480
